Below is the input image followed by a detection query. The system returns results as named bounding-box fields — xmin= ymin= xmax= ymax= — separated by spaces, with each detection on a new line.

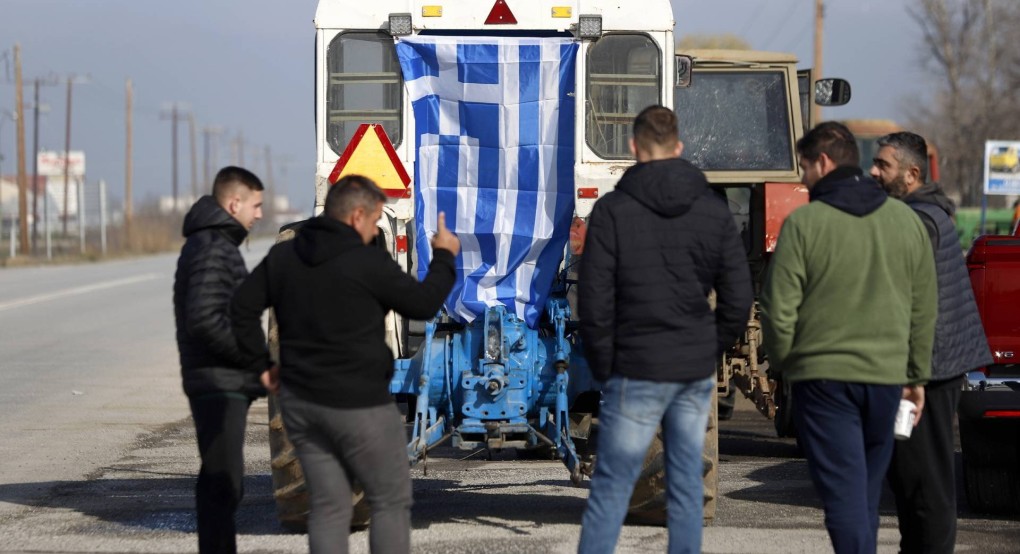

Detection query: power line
xmin=738 ymin=1 xmax=774 ymax=41
xmin=761 ymin=0 xmax=804 ymax=51
xmin=781 ymin=15 xmax=816 ymax=53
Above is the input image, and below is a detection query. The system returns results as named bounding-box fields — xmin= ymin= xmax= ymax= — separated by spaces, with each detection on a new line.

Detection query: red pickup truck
xmin=961 ymin=226 xmax=1020 ymax=513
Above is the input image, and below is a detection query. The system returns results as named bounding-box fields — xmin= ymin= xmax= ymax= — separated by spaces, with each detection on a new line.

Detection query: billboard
xmin=37 ymin=151 xmax=86 ymax=178
xmin=984 ymin=140 xmax=1020 ymax=195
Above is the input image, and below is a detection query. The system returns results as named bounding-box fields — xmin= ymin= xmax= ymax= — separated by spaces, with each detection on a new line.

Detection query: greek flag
xmin=396 ymin=36 xmax=578 ymax=328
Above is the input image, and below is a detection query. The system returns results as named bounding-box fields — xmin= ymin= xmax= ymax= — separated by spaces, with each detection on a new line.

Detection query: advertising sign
xmin=984 ymin=140 xmax=1020 ymax=195
xmin=37 ymin=151 xmax=86 ymax=178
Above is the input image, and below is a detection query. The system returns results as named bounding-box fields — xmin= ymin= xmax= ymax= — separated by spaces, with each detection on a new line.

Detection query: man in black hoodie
xmin=872 ymin=132 xmax=992 ymax=554
xmin=173 ymin=166 xmax=265 ymax=554
xmin=231 ymin=175 xmax=459 ymax=554
xmin=577 ymin=106 xmax=753 ymax=554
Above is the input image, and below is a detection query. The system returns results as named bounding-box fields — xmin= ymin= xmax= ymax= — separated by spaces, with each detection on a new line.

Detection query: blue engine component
xmin=390 ymin=296 xmax=596 ymax=481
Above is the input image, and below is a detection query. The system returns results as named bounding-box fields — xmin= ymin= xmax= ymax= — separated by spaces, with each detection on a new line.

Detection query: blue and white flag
xmin=396 ymin=37 xmax=578 ymax=328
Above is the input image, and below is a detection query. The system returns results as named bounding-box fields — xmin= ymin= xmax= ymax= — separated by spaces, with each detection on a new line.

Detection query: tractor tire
xmin=703 ymin=387 xmax=720 ymax=523
xmin=268 ymin=392 xmax=310 ymax=532
xmin=717 ymin=380 xmax=735 ymax=421
xmin=959 ymin=418 xmax=1020 ymax=514
xmin=963 ymin=463 xmax=1020 ymax=514
xmin=773 ymin=378 xmax=797 ymax=439
xmin=266 ymin=327 xmax=372 ymax=531
xmin=626 ymin=387 xmax=719 ymax=526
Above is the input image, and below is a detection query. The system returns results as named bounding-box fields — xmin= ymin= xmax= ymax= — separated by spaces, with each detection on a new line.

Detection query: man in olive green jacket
xmin=761 ymin=121 xmax=936 ymax=554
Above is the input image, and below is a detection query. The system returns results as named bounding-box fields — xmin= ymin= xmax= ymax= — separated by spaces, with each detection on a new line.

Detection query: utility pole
xmin=124 ymin=79 xmax=133 ymax=244
xmin=233 ymin=131 xmax=245 ymax=166
xmin=0 ymin=110 xmax=9 ymax=180
xmin=160 ymin=102 xmax=190 ymax=211
xmin=29 ymin=76 xmax=56 ymax=253
xmin=188 ymin=113 xmax=197 ymax=199
xmin=61 ymin=77 xmax=72 ymax=236
xmin=811 ymin=0 xmax=825 ymax=125
xmin=58 ymin=75 xmax=89 ymax=236
xmin=14 ymin=44 xmax=29 ymax=255
xmin=264 ymin=145 xmax=274 ymax=189
xmin=264 ymin=144 xmax=275 ymax=226
xmin=202 ymin=126 xmax=222 ymax=187
xmin=173 ymin=105 xmax=178 ymax=208
xmin=31 ymin=79 xmax=39 ymax=251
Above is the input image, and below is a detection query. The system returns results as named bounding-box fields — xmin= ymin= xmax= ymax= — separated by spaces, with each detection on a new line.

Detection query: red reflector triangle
xmin=485 ymin=0 xmax=518 ymax=24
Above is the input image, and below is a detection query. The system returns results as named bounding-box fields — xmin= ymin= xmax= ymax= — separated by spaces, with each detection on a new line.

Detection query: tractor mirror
xmin=814 ymin=78 xmax=851 ymax=106
xmin=675 ymin=55 xmax=693 ymax=88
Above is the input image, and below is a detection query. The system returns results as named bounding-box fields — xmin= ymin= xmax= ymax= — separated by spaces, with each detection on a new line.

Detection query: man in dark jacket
xmin=173 ymin=166 xmax=265 ymax=554
xmin=577 ymin=106 xmax=753 ymax=554
xmin=231 ymin=175 xmax=459 ymax=554
xmin=872 ymin=131 xmax=992 ymax=554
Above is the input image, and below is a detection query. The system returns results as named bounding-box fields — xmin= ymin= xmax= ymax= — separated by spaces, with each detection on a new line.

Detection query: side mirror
xmin=814 ymin=78 xmax=851 ymax=106
xmin=675 ymin=55 xmax=693 ymax=88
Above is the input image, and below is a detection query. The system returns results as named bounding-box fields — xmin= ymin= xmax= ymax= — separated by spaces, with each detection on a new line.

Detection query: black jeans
xmin=888 ymin=375 xmax=964 ymax=554
xmin=189 ymin=393 xmax=252 ymax=554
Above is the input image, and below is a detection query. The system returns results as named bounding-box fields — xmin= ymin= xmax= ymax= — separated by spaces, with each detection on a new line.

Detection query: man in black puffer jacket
xmin=173 ymin=166 xmax=265 ymax=554
xmin=577 ymin=106 xmax=753 ymax=554
xmin=871 ymin=132 xmax=992 ymax=554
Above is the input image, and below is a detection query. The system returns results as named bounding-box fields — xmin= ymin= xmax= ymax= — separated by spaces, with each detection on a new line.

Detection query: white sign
xmin=37 ymin=151 xmax=86 ymax=178
xmin=984 ymin=140 xmax=1020 ymax=195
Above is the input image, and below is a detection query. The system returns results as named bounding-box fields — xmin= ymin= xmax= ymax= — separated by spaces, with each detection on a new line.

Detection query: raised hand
xmin=431 ymin=211 xmax=461 ymax=257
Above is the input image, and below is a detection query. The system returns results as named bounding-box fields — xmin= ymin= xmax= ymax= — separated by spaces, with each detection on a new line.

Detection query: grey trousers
xmin=279 ymin=387 xmax=412 ymax=554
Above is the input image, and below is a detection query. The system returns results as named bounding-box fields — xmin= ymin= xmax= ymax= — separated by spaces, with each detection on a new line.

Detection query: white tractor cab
xmin=314 ymin=0 xmax=675 ymax=358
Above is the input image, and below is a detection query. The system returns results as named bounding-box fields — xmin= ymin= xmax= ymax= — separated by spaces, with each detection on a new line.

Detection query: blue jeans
xmin=793 ymin=380 xmax=900 ymax=554
xmin=578 ymin=375 xmax=714 ymax=554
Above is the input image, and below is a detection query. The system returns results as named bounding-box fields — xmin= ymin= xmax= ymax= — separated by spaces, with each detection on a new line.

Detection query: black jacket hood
xmin=809 ymin=166 xmax=887 ymax=217
xmin=903 ymin=181 xmax=956 ymax=217
xmin=616 ymin=158 xmax=710 ymax=217
xmin=182 ymin=195 xmax=248 ymax=245
xmin=294 ymin=216 xmax=365 ymax=266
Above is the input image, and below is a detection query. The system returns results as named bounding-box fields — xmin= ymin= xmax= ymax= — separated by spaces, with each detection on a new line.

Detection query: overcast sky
xmin=0 ymin=0 xmax=928 ymax=214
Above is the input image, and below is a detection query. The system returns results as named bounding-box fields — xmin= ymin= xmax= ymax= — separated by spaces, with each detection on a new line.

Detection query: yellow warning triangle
xmin=329 ymin=124 xmax=411 ymax=198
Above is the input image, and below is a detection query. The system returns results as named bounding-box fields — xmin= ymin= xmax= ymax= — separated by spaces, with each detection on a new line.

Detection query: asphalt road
xmin=1 ymin=246 xmax=1018 ymax=553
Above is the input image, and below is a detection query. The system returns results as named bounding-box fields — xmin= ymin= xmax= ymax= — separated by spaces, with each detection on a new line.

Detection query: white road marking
xmin=0 ymin=273 xmax=162 ymax=313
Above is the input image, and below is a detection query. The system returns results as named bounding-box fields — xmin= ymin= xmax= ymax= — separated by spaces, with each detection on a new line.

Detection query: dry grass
xmin=0 ymin=201 xmax=282 ymax=267
xmin=0 ymin=208 xmax=184 ymax=267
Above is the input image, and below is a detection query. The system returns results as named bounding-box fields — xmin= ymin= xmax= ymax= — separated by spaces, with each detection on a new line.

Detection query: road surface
xmin=0 ymin=246 xmax=1018 ymax=553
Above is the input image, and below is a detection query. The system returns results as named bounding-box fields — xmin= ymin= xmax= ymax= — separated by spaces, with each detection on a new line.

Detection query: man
xmin=577 ymin=105 xmax=753 ymax=554
xmin=871 ymin=132 xmax=992 ymax=554
xmin=173 ymin=166 xmax=266 ymax=553
xmin=231 ymin=175 xmax=459 ymax=554
xmin=761 ymin=121 xmax=937 ymax=554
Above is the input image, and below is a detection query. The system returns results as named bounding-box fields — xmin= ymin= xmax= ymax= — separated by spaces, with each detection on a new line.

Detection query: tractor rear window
xmin=326 ymin=32 xmax=403 ymax=155
xmin=586 ymin=34 xmax=661 ymax=159
xmin=675 ymin=71 xmax=793 ymax=171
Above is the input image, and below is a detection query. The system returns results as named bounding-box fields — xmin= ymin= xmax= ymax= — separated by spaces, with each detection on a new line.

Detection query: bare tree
xmin=908 ymin=0 xmax=1020 ymax=206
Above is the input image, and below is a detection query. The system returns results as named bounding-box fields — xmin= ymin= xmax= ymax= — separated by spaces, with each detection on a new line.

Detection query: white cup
xmin=894 ymin=399 xmax=917 ymax=440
